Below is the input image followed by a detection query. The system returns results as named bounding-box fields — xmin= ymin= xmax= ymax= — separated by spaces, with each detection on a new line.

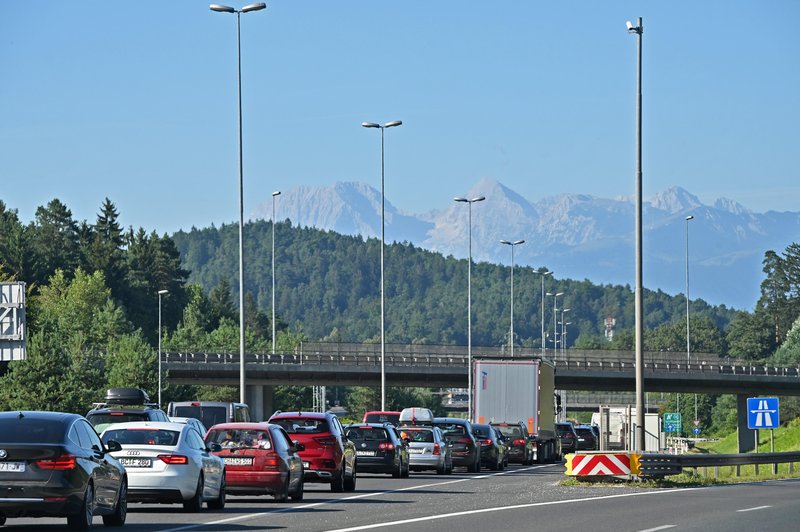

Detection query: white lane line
xmin=638 ymin=526 xmax=676 ymax=532
xmin=737 ymin=505 xmax=772 ymax=512
xmin=158 ymin=465 xmax=551 ymax=532
xmin=325 ymin=487 xmax=703 ymax=532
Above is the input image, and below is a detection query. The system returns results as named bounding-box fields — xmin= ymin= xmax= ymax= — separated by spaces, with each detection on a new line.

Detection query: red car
xmin=205 ymin=422 xmax=304 ymax=502
xmin=268 ymin=411 xmax=356 ymax=493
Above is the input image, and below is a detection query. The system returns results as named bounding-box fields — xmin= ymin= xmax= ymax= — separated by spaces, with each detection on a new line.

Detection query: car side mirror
xmin=208 ymin=442 xmax=222 ymax=453
xmin=293 ymin=441 xmax=305 ymax=452
xmin=106 ymin=440 xmax=122 ymax=453
xmin=403 ymin=438 xmax=411 ymax=445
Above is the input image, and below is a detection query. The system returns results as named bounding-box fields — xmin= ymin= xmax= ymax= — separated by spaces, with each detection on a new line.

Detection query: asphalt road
xmin=5 ymin=464 xmax=800 ymax=531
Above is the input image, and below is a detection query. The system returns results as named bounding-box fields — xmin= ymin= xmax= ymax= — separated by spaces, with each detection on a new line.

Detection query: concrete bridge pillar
xmin=246 ymin=385 xmax=275 ymax=422
xmin=737 ymin=394 xmax=756 ymax=453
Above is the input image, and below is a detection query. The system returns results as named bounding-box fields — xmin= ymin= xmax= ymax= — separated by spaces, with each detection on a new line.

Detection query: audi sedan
xmin=101 ymin=421 xmax=225 ymax=512
xmin=0 ymin=411 xmax=127 ymax=530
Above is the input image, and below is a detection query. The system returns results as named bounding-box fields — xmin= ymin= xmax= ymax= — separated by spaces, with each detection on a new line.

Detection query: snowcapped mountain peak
xmin=648 ymin=186 xmax=704 ymax=213
xmin=714 ymin=197 xmax=751 ymax=215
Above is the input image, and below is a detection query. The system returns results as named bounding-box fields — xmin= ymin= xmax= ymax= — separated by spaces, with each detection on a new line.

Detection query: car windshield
xmin=173 ymin=406 xmax=228 ymax=428
xmin=87 ymin=413 xmax=151 ymax=433
xmin=205 ymin=429 xmax=272 ymax=449
xmin=346 ymin=427 xmax=389 ymax=442
xmin=0 ymin=417 xmax=65 ymax=443
xmin=101 ymin=428 xmax=180 ymax=446
xmin=272 ymin=418 xmax=329 ymax=434
xmin=493 ymin=425 xmax=522 ymax=439
xmin=399 ymin=429 xmax=434 ymax=443
xmin=364 ymin=413 xmax=400 ymax=425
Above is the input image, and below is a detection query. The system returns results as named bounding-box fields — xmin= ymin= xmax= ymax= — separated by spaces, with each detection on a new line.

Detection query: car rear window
xmin=435 ymin=423 xmax=466 ymax=437
xmin=399 ymin=428 xmax=434 ymax=443
xmin=364 ymin=413 xmax=400 ymax=425
xmin=101 ymin=428 xmax=180 ymax=446
xmin=493 ymin=425 xmax=522 ymax=438
xmin=87 ymin=413 xmax=151 ymax=433
xmin=205 ymin=429 xmax=272 ymax=449
xmin=173 ymin=406 xmax=228 ymax=428
xmin=271 ymin=418 xmax=330 ymax=434
xmin=346 ymin=427 xmax=389 ymax=441
xmin=0 ymin=418 xmax=66 ymax=443
xmin=472 ymin=425 xmax=493 ymax=438
xmin=556 ymin=424 xmax=573 ymax=434
xmin=575 ymin=428 xmax=594 ymax=437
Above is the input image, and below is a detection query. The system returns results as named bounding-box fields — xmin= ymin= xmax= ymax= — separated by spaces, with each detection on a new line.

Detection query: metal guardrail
xmin=638 ymin=451 xmax=800 ymax=478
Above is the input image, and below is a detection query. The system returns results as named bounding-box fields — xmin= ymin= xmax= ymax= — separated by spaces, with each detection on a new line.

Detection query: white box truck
xmin=473 ymin=358 xmax=560 ymax=462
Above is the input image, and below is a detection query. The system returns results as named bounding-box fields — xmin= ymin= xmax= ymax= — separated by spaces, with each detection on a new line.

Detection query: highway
xmin=6 ymin=464 xmax=800 ymax=531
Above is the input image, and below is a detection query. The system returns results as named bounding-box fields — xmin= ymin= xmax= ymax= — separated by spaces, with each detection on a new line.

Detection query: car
xmin=397 ymin=425 xmax=453 ymax=475
xmin=168 ymin=401 xmax=251 ymax=428
xmin=556 ymin=422 xmax=579 ymax=456
xmin=170 ymin=416 xmax=209 ymax=438
xmin=100 ymin=421 xmax=225 ymax=512
xmin=86 ymin=387 xmax=170 ymax=433
xmin=268 ymin=411 xmax=356 ymax=492
xmin=491 ymin=421 xmax=536 ymax=465
xmin=362 ymin=411 xmax=401 ymax=425
xmin=432 ymin=417 xmax=481 ymax=473
xmin=574 ymin=424 xmax=598 ymax=451
xmin=205 ymin=423 xmax=304 ymax=502
xmin=345 ymin=423 xmax=409 ymax=478
xmin=471 ymin=423 xmax=508 ymax=471
xmin=0 ymin=411 xmax=127 ymax=530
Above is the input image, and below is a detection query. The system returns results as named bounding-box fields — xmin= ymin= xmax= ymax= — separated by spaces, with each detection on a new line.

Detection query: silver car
xmin=398 ymin=426 xmax=452 ymax=474
xmin=100 ymin=421 xmax=225 ymax=512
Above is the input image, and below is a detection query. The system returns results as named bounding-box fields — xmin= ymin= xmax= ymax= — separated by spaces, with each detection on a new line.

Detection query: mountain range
xmin=250 ymin=178 xmax=800 ymax=310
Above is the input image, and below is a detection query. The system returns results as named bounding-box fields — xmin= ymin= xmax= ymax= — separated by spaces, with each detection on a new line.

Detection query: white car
xmin=100 ymin=421 xmax=225 ymax=512
xmin=170 ymin=416 xmax=209 ymax=438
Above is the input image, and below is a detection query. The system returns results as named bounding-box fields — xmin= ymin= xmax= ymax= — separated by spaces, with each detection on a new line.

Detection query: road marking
xmin=325 ymin=487 xmax=703 ymax=532
xmin=637 ymin=526 xmax=676 ymax=532
xmin=737 ymin=505 xmax=772 ymax=512
xmin=158 ymin=465 xmax=550 ymax=532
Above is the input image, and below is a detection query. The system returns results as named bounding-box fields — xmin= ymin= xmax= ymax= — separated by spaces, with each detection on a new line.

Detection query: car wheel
xmin=102 ymin=478 xmax=127 ymax=526
xmin=445 ymin=456 xmax=453 ymax=475
xmin=290 ymin=476 xmax=304 ymax=502
xmin=330 ymin=465 xmax=345 ymax=493
xmin=469 ymin=455 xmax=481 ymax=473
xmin=343 ymin=462 xmax=357 ymax=492
xmin=274 ymin=476 xmax=290 ymax=502
xmin=207 ymin=474 xmax=226 ymax=510
xmin=67 ymin=482 xmax=93 ymax=531
xmin=183 ymin=474 xmax=205 ymax=512
xmin=402 ymin=458 xmax=410 ymax=478
xmin=392 ymin=458 xmax=403 ymax=478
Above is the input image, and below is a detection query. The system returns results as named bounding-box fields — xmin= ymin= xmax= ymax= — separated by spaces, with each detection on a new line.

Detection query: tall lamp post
xmin=272 ymin=190 xmax=281 ymax=355
xmin=561 ymin=308 xmax=571 ymax=358
xmin=455 ymin=195 xmax=485 ymax=421
xmin=157 ymin=289 xmax=168 ymax=407
xmin=686 ymin=214 xmax=695 ymax=424
xmin=500 ymin=240 xmax=525 ymax=356
xmin=362 ymin=120 xmax=403 ymax=411
xmin=535 ymin=270 xmax=552 ymax=356
xmin=210 ymin=2 xmax=267 ymax=405
xmin=547 ymin=291 xmax=564 ymax=358
xmin=627 ymin=16 xmax=645 ymax=451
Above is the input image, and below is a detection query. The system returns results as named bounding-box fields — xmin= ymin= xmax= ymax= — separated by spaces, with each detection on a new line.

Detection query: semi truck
xmin=473 ymin=357 xmax=560 ymax=462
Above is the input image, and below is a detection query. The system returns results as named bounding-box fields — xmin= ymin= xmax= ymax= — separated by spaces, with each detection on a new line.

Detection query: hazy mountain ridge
xmin=250 ymin=178 xmax=800 ymax=309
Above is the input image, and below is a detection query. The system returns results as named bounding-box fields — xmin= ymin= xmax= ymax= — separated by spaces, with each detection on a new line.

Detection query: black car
xmin=86 ymin=387 xmax=170 ymax=434
xmin=345 ymin=423 xmax=409 ymax=478
xmin=471 ymin=423 xmax=507 ymax=471
xmin=556 ymin=422 xmax=579 ymax=456
xmin=491 ymin=421 xmax=536 ymax=465
xmin=574 ymin=424 xmax=598 ymax=451
xmin=432 ymin=417 xmax=481 ymax=473
xmin=0 ymin=411 xmax=127 ymax=530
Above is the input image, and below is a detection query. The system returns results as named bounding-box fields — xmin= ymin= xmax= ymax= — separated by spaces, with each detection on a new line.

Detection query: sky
xmin=2 ymin=1 xmax=799 ymax=236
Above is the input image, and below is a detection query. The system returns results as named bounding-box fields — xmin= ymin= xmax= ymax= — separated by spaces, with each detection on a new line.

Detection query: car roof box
xmin=104 ymin=387 xmax=150 ymax=405
xmin=399 ymin=407 xmax=434 ymax=425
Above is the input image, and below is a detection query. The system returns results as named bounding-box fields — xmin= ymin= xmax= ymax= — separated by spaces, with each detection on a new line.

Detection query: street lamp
xmin=454 ymin=195 xmax=485 ymax=421
xmin=362 ymin=120 xmax=403 ymax=411
xmin=546 ymin=292 xmax=564 ymax=359
xmin=561 ymin=308 xmax=571 ymax=358
xmin=685 ymin=215 xmax=694 ymax=364
xmin=534 ymin=270 xmax=552 ymax=356
xmin=210 ymin=1 xmax=266 ymax=405
xmin=500 ymin=240 xmax=525 ymax=356
xmin=272 ymin=190 xmax=281 ymax=355
xmin=157 ymin=289 xmax=168 ymax=407
xmin=627 ymin=15 xmax=645 ymax=452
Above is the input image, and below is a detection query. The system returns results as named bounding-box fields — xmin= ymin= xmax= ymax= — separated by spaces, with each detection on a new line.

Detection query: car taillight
xmin=512 ymin=439 xmax=526 ymax=446
xmin=378 ymin=442 xmax=395 ymax=451
xmin=315 ymin=436 xmax=337 ymax=446
xmin=482 ymin=439 xmax=493 ymax=446
xmin=36 ymin=455 xmax=77 ymax=470
xmin=158 ymin=454 xmax=188 ymax=465
xmin=263 ymin=457 xmax=279 ymax=471
xmin=432 ymin=443 xmax=441 ymax=455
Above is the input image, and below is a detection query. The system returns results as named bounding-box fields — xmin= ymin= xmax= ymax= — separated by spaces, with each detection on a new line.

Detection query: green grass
xmin=694 ymin=417 xmax=800 ymax=455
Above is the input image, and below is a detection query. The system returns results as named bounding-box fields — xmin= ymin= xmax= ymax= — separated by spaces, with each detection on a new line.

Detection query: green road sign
xmin=664 ymin=412 xmax=682 ymax=433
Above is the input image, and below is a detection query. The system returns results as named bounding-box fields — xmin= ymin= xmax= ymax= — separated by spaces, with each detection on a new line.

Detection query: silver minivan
xmin=398 ymin=425 xmax=452 ymax=475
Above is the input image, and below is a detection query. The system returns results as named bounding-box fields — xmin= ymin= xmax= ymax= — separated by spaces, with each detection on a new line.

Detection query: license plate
xmin=224 ymin=457 xmax=254 ymax=466
xmin=302 ymin=462 xmax=310 ymax=469
xmin=0 ymin=461 xmax=25 ymax=472
xmin=408 ymin=448 xmax=424 ymax=454
xmin=119 ymin=458 xmax=152 ymax=468
xmin=356 ymin=451 xmax=375 ymax=457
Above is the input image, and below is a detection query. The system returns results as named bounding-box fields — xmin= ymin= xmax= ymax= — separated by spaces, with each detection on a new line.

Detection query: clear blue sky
xmin=2 ymin=1 xmax=798 ymax=235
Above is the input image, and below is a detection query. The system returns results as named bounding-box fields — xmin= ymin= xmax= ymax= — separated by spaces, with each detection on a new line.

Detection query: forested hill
xmin=172 ymin=220 xmax=737 ymax=349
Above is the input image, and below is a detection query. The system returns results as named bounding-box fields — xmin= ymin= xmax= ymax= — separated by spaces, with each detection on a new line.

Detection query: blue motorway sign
xmin=747 ymin=397 xmax=779 ymax=429
xmin=693 ymin=427 xmax=701 ymax=436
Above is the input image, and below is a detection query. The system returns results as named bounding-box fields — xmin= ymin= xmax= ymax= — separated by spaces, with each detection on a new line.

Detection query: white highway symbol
xmin=750 ymin=399 xmax=777 ymax=428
